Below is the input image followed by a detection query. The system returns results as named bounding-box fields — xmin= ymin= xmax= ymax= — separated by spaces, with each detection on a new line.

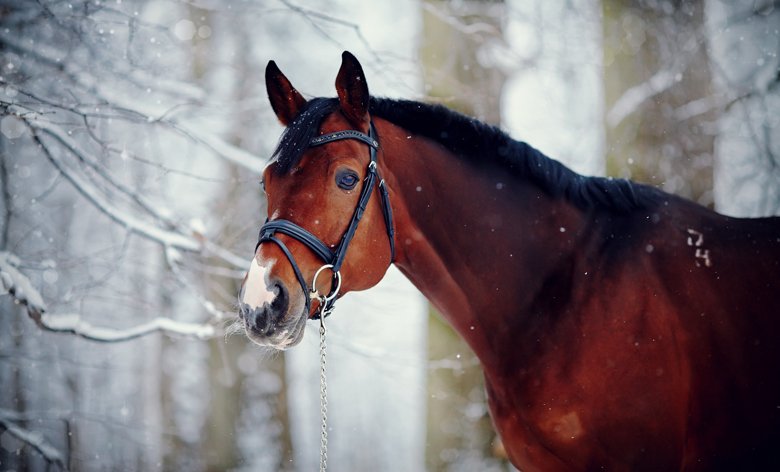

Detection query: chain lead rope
xmin=319 ymin=315 xmax=328 ymax=472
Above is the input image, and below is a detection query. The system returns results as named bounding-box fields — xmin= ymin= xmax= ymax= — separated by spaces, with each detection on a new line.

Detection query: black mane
xmin=272 ymin=96 xmax=661 ymax=212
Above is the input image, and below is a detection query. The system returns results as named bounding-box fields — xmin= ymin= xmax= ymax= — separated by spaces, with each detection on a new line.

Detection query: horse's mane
xmin=272 ymin=96 xmax=661 ymax=212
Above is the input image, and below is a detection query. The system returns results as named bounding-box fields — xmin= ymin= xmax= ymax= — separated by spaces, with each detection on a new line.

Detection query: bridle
xmin=256 ymin=120 xmax=394 ymax=472
xmin=256 ymin=121 xmax=395 ymax=320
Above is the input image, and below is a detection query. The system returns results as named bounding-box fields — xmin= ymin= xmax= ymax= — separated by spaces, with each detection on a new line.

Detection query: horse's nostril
xmin=246 ymin=305 xmax=271 ymax=333
xmin=238 ymin=282 xmax=289 ymax=338
xmin=270 ymin=282 xmax=289 ymax=314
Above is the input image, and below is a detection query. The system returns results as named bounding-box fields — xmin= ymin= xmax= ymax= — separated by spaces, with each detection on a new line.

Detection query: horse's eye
xmin=336 ymin=171 xmax=359 ymax=190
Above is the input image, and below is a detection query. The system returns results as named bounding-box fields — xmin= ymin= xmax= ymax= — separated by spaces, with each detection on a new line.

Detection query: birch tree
xmin=0 ymin=1 xmax=262 ymax=469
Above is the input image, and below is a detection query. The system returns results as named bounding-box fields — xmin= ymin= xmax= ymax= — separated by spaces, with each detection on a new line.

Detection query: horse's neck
xmin=382 ymin=129 xmax=588 ymax=373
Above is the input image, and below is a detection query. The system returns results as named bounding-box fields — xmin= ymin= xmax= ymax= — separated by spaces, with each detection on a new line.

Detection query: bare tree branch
xmin=29 ymin=125 xmax=202 ymax=251
xmin=1 ymin=250 xmax=225 ymax=342
xmin=0 ymin=28 xmax=204 ymax=103
xmin=165 ymin=246 xmax=234 ymax=322
xmin=29 ymin=116 xmax=178 ymax=229
xmin=37 ymin=312 xmax=218 ymax=342
xmin=0 ymin=31 xmax=266 ymax=173
xmin=0 ymin=412 xmax=68 ymax=471
xmin=0 ymin=145 xmax=11 ymax=250
xmin=607 ymin=67 xmax=680 ymax=128
xmin=24 ymin=119 xmax=246 ymax=269
xmin=14 ymin=116 xmax=247 ymax=271
xmin=422 ymin=1 xmax=502 ymax=37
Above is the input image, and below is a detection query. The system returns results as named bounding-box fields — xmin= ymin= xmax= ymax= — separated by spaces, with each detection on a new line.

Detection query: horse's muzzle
xmin=238 ymin=281 xmax=302 ymax=347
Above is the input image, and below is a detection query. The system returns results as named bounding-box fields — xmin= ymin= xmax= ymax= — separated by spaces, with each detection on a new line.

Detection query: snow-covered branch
xmin=607 ymin=68 xmax=679 ymax=128
xmin=278 ymin=0 xmax=377 ymax=52
xmin=30 ymin=118 xmax=178 ymax=228
xmin=0 ymin=412 xmax=67 ymax=470
xmin=422 ymin=1 xmax=502 ymax=37
xmin=3 ymin=106 xmax=249 ymax=270
xmin=0 ymin=29 xmax=204 ymax=103
xmin=0 ymin=30 xmax=266 ymax=174
xmin=1 ymin=251 xmax=224 ymax=343
xmin=163 ymin=118 xmax=267 ymax=173
xmin=15 ymin=116 xmax=248 ymax=272
xmin=605 ymin=19 xmax=720 ymax=130
xmin=0 ymin=252 xmax=46 ymax=315
xmin=96 ymin=94 xmax=266 ymax=173
xmin=37 ymin=313 xmax=218 ymax=343
xmin=29 ymin=125 xmax=202 ymax=251
xmin=165 ymin=246 xmax=235 ymax=322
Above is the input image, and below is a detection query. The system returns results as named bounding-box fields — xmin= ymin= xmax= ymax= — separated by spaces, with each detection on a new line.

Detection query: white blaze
xmin=242 ymin=257 xmax=276 ymax=309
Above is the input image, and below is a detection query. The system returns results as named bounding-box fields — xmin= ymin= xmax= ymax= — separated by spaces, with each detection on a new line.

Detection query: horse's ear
xmin=265 ymin=60 xmax=307 ymax=126
xmin=335 ymin=51 xmax=369 ymax=126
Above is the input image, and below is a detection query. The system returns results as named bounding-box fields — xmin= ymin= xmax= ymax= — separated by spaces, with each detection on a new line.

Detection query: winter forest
xmin=1 ymin=0 xmax=778 ymax=470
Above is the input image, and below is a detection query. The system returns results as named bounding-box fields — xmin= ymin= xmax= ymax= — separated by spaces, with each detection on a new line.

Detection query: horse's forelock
xmin=271 ymin=97 xmax=339 ymax=174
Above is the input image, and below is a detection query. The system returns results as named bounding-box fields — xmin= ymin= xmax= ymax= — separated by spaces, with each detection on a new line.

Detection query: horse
xmin=238 ymin=51 xmax=780 ymax=471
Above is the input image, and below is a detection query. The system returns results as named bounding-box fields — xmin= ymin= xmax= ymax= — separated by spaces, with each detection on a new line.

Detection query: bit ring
xmin=310 ymin=264 xmax=342 ymax=303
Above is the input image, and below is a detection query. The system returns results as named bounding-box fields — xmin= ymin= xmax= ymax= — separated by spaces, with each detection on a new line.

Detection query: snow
xmin=2 ymin=0 xmax=773 ymax=469
xmin=0 ymin=115 xmax=26 ymax=139
xmin=172 ymin=20 xmax=196 ymax=41
xmin=0 ymin=252 xmax=46 ymax=313
xmin=1 ymin=250 xmax=218 ymax=342
xmin=0 ymin=411 xmax=66 ymax=469
xmin=707 ymin=0 xmax=780 ymax=217
xmin=39 ymin=313 xmax=216 ymax=341
xmin=35 ymin=121 xmax=202 ymax=251
xmin=607 ymin=68 xmax=679 ymax=128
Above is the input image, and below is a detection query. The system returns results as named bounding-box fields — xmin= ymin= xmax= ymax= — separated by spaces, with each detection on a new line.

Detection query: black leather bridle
xmin=256 ymin=121 xmax=395 ymax=319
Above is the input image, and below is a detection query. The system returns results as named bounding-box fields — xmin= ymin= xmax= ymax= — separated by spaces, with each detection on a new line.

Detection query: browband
xmin=310 ymin=130 xmax=379 ymax=149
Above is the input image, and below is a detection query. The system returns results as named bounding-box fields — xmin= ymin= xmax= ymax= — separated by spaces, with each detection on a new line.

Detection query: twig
xmin=30 ymin=126 xmax=202 ymax=251
xmin=164 ymin=246 xmax=234 ymax=322
xmin=607 ymin=68 xmax=680 ymax=128
xmin=0 ymin=28 xmax=204 ymax=103
xmin=422 ymin=1 xmax=502 ymax=37
xmin=0 ymin=413 xmax=68 ymax=470
xmin=10 ymin=112 xmax=248 ymax=271
xmin=32 ymin=119 xmax=178 ymax=229
xmin=37 ymin=312 xmax=218 ymax=342
xmin=1 ymin=250 xmax=223 ymax=342
xmin=0 ymin=33 xmax=265 ymax=173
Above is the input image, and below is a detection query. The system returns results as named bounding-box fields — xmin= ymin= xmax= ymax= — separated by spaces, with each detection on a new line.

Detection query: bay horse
xmin=238 ymin=51 xmax=780 ymax=471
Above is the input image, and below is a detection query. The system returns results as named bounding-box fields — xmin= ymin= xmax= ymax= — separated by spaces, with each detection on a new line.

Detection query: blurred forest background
xmin=0 ymin=0 xmax=778 ymax=470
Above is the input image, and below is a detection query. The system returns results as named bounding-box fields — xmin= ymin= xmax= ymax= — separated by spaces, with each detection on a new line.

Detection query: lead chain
xmin=319 ymin=315 xmax=328 ymax=472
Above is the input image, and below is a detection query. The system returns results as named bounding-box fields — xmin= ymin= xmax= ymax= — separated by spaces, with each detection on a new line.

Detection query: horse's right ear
xmin=265 ymin=60 xmax=307 ymax=126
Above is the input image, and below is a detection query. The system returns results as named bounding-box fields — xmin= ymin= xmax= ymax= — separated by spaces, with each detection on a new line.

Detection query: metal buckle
xmin=310 ymin=264 xmax=342 ymax=303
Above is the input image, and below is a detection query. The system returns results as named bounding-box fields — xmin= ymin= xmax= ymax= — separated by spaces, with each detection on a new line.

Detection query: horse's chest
xmin=484 ymin=354 xmax=687 ymax=471
xmin=485 ymin=378 xmax=594 ymax=471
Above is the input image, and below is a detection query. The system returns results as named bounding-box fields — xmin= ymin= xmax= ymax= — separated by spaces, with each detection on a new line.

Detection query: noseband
xmin=256 ymin=121 xmax=395 ymax=319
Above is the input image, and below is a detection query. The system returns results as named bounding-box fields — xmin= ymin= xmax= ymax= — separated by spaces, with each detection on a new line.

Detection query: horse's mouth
xmin=242 ymin=309 xmax=308 ymax=350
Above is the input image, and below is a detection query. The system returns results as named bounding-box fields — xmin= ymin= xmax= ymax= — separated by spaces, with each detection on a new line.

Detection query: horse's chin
xmin=244 ymin=310 xmax=308 ymax=350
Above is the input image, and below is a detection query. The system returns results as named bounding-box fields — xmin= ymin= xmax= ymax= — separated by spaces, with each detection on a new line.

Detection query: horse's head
xmin=238 ymin=52 xmax=395 ymax=349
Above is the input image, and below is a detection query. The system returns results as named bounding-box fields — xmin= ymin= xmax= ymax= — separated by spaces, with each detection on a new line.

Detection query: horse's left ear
xmin=335 ymin=51 xmax=369 ymax=126
xmin=266 ymin=60 xmax=307 ymax=126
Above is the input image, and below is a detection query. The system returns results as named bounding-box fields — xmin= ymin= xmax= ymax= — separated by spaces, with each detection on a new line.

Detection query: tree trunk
xmin=421 ymin=1 xmax=509 ymax=469
xmin=705 ymin=0 xmax=780 ymax=217
xmin=603 ymin=0 xmax=716 ymax=206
